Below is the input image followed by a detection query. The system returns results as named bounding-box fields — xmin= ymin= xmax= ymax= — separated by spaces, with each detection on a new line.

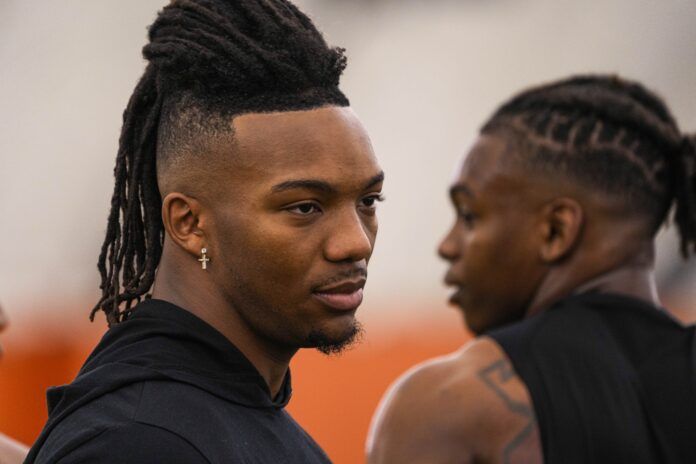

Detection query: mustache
xmin=312 ymin=267 xmax=368 ymax=290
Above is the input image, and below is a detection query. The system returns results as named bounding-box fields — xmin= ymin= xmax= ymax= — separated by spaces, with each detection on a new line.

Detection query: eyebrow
xmin=364 ymin=171 xmax=385 ymax=189
xmin=271 ymin=179 xmax=337 ymax=194
xmin=270 ymin=170 xmax=385 ymax=194
xmin=449 ymin=184 xmax=474 ymax=199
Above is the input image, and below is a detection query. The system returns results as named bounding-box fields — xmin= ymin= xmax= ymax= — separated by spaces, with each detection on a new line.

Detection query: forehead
xmin=226 ymin=106 xmax=380 ymax=190
xmin=451 ymin=134 xmax=560 ymax=212
xmin=452 ymin=135 xmax=517 ymax=197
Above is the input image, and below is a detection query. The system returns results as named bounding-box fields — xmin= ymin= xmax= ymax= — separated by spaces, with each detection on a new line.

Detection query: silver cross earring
xmin=198 ymin=247 xmax=210 ymax=270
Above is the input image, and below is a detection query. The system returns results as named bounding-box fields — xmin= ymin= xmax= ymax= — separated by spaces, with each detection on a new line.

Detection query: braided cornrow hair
xmin=93 ymin=0 xmax=349 ymax=325
xmin=481 ymin=75 xmax=696 ymax=258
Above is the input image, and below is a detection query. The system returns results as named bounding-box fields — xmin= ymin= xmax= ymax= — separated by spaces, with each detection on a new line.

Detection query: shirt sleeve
xmin=55 ymin=421 xmax=210 ymax=464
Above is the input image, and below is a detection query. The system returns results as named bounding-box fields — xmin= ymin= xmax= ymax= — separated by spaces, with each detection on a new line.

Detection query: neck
xmin=527 ymin=246 xmax=659 ymax=317
xmin=151 ymin=245 xmax=294 ymax=398
xmin=571 ymin=266 xmax=659 ymax=303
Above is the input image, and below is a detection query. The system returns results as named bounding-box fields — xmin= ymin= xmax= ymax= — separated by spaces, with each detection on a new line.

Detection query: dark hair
xmin=481 ymin=75 xmax=696 ymax=257
xmin=93 ymin=0 xmax=349 ymax=325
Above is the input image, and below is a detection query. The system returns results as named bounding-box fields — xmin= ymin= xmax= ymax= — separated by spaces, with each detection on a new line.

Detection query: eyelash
xmin=458 ymin=209 xmax=476 ymax=225
xmin=287 ymin=202 xmax=321 ymax=215
xmin=361 ymin=194 xmax=385 ymax=209
xmin=286 ymin=194 xmax=385 ymax=216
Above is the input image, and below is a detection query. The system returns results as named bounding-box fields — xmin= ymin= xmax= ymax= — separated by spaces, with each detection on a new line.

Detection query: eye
xmin=359 ymin=193 xmax=385 ymax=210
xmin=286 ymin=202 xmax=322 ymax=216
xmin=457 ymin=208 xmax=476 ymax=226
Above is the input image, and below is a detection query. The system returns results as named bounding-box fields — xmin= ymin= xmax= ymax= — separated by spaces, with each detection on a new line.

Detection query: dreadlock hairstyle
xmin=93 ymin=0 xmax=349 ymax=326
xmin=481 ymin=75 xmax=696 ymax=258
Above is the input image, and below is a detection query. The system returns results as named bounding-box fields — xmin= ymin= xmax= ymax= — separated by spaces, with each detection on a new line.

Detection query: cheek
xmin=214 ymin=213 xmax=316 ymax=289
xmin=463 ymin=219 xmax=538 ymax=282
xmin=485 ymin=220 xmax=545 ymax=300
xmin=458 ymin=227 xmax=497 ymax=272
xmin=365 ymin=214 xmax=378 ymax=236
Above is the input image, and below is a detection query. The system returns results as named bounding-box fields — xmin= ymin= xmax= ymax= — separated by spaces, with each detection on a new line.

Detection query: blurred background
xmin=1 ymin=1 xmax=695 ymax=462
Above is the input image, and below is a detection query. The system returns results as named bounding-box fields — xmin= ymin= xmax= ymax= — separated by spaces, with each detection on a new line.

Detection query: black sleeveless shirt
xmin=488 ymin=292 xmax=696 ymax=464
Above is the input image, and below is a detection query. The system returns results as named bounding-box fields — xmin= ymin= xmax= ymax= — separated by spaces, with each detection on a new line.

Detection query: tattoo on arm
xmin=478 ymin=359 xmax=536 ymax=464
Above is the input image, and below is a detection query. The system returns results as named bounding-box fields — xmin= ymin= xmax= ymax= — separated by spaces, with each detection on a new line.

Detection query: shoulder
xmin=367 ymin=337 xmax=502 ymax=449
xmin=367 ymin=337 xmax=541 ymax=464
xmin=0 ymin=433 xmax=28 ymax=464
xmin=34 ymin=380 xmax=213 ymax=464
xmin=54 ymin=421 xmax=209 ymax=464
xmin=369 ymin=337 xmax=503 ymax=426
xmin=134 ymin=379 xmax=240 ymax=429
xmin=488 ymin=298 xmax=610 ymax=361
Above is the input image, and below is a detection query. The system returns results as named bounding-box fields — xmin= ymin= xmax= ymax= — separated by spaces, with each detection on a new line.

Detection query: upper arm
xmin=55 ymin=422 xmax=210 ymax=464
xmin=367 ymin=337 xmax=542 ymax=464
xmin=366 ymin=352 xmax=478 ymax=464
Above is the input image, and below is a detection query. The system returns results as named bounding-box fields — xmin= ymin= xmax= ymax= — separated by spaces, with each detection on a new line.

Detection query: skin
xmin=367 ymin=133 xmax=659 ymax=464
xmin=152 ymin=106 xmax=383 ymax=397
xmin=0 ymin=433 xmax=27 ymax=464
xmin=0 ymin=305 xmax=29 ymax=464
xmin=0 ymin=305 xmax=6 ymax=357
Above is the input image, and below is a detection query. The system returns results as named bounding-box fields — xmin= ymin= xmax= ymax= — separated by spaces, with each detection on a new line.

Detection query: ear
xmin=161 ymin=192 xmax=208 ymax=258
xmin=538 ymin=197 xmax=584 ymax=263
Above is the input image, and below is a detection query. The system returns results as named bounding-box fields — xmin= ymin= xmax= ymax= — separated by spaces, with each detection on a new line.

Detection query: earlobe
xmin=539 ymin=198 xmax=584 ymax=263
xmin=161 ymin=192 xmax=208 ymax=258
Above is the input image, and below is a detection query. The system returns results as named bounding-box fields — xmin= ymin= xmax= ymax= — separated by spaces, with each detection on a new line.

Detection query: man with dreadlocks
xmin=368 ymin=75 xmax=696 ymax=464
xmin=27 ymin=1 xmax=383 ymax=463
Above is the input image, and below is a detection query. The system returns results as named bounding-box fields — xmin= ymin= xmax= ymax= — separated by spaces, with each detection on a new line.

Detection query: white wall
xmin=1 ymin=0 xmax=695 ymax=323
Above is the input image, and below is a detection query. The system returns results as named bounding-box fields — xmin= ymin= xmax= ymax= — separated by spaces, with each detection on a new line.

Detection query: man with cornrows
xmin=369 ymin=75 xmax=696 ymax=464
xmin=26 ymin=1 xmax=383 ymax=462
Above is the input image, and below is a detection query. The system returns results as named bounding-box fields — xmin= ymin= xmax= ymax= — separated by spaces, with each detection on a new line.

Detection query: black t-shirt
xmin=25 ymin=299 xmax=332 ymax=464
xmin=488 ymin=292 xmax=696 ymax=464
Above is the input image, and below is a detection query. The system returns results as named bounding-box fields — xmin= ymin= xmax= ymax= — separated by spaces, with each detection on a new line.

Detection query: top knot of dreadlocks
xmin=94 ymin=0 xmax=350 ymax=325
xmin=481 ymin=75 xmax=696 ymax=259
xmin=146 ymin=0 xmax=348 ymax=107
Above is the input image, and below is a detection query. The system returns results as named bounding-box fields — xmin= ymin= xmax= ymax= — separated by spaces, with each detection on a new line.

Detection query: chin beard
xmin=307 ymin=320 xmax=364 ymax=355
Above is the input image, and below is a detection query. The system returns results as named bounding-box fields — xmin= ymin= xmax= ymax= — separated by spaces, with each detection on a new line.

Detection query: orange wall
xmin=288 ymin=324 xmax=470 ymax=463
xmin=0 ymin=307 xmax=469 ymax=464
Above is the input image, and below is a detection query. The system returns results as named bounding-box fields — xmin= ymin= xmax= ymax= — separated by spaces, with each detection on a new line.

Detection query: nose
xmin=324 ymin=208 xmax=374 ymax=263
xmin=438 ymin=223 xmax=460 ymax=262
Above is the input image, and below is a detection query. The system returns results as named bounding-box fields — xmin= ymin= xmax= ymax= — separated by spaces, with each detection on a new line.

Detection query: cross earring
xmin=198 ymin=247 xmax=210 ymax=270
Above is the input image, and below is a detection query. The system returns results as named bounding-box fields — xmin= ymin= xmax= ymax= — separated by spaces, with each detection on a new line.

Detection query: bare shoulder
xmin=367 ymin=337 xmax=542 ymax=464
xmin=0 ymin=432 xmax=28 ymax=464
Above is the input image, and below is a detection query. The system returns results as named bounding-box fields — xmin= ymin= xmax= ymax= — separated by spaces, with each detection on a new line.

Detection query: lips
xmin=447 ymin=286 xmax=465 ymax=308
xmin=312 ymin=279 xmax=365 ymax=311
xmin=444 ymin=271 xmax=464 ymax=307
